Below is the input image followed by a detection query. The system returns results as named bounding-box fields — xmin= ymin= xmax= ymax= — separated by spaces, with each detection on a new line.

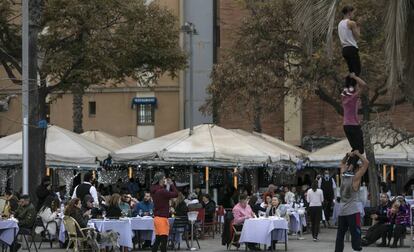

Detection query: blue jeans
xmin=335 ymin=213 xmax=362 ymax=252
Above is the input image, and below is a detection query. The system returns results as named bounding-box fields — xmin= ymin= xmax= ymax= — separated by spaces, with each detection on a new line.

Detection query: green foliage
xmin=0 ymin=0 xmax=186 ymax=90
xmin=205 ymin=0 xmax=408 ymax=120
xmin=204 ymin=0 xmax=302 ymax=119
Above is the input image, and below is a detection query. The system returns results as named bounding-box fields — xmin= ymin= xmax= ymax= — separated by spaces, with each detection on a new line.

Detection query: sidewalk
xmin=34 ymin=227 xmax=411 ymax=252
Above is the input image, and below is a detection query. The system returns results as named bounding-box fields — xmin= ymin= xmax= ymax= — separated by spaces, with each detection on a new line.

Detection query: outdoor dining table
xmin=0 ymin=219 xmax=19 ymax=247
xmin=59 ymin=216 xmax=176 ymax=249
xmin=288 ymin=210 xmax=306 ymax=233
xmin=239 ymin=217 xmax=289 ymax=251
xmin=129 ymin=217 xmax=175 ymax=244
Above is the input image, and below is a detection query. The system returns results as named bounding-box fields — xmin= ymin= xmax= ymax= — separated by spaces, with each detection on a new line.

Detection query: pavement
xmin=30 ymin=227 xmax=411 ymax=252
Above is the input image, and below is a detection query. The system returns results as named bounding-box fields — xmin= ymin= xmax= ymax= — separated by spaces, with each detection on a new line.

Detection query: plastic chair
xmin=216 ymin=206 xmax=225 ymax=234
xmin=62 ymin=216 xmax=94 ymax=251
xmin=203 ymin=212 xmax=216 ymax=238
xmin=34 ymin=216 xmax=58 ymax=249
xmin=228 ymin=223 xmax=242 ymax=250
xmin=195 ymin=208 xmax=206 ymax=238
xmin=169 ymin=217 xmax=191 ymax=251
xmin=18 ymin=227 xmax=38 ymax=252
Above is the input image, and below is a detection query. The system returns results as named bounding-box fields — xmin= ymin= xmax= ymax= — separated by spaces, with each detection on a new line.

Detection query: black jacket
xmin=375 ymin=203 xmax=390 ymax=224
xmin=250 ymin=203 xmax=266 ymax=216
xmin=175 ymin=202 xmax=188 ymax=217
xmin=69 ymin=208 xmax=88 ymax=229
xmin=106 ymin=205 xmax=122 ymax=219
xmin=221 ymin=211 xmax=234 ymax=246
xmin=203 ymin=200 xmax=216 ymax=223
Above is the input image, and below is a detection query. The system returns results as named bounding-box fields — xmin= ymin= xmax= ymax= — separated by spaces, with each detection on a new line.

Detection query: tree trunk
xmin=72 ymin=83 xmax=84 ymax=134
xmin=361 ymin=94 xmax=379 ymax=207
xmin=253 ymin=97 xmax=262 ymax=133
xmin=403 ymin=8 xmax=414 ymax=106
xmin=28 ymin=0 xmax=45 ymax=205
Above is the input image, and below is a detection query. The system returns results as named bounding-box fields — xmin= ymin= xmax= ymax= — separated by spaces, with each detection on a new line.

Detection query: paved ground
xmin=30 ymin=227 xmax=411 ymax=252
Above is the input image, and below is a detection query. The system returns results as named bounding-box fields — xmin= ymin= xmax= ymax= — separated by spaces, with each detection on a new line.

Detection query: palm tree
xmin=293 ymin=0 xmax=414 ymax=104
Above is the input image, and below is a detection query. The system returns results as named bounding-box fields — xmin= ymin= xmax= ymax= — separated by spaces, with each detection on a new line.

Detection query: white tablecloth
xmin=289 ymin=212 xmax=306 ymax=233
xmin=59 ymin=217 xmax=176 ymax=248
xmin=332 ymin=202 xmax=365 ymax=225
xmin=239 ymin=217 xmax=289 ymax=246
xmin=0 ymin=220 xmax=19 ymax=246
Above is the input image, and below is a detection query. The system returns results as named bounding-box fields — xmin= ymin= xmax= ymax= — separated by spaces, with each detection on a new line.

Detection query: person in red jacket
xmin=150 ymin=172 xmax=178 ymax=252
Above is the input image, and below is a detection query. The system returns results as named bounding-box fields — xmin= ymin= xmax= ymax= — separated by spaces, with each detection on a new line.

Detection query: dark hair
xmin=342 ymin=5 xmax=354 ymax=15
xmin=345 ymin=76 xmax=356 ymax=87
xmin=84 ymin=172 xmax=93 ymax=182
xmin=203 ymin=194 xmax=211 ymax=200
xmin=20 ymin=194 xmax=30 ymax=200
xmin=249 ymin=195 xmax=258 ymax=208
xmin=311 ymin=180 xmax=318 ymax=192
xmin=65 ymin=198 xmax=80 ymax=216
xmin=5 ymin=190 xmax=12 ymax=196
xmin=41 ymin=195 xmax=60 ymax=212
xmin=239 ymin=194 xmax=248 ymax=201
xmin=346 ymin=156 xmax=359 ymax=170
xmin=82 ymin=194 xmax=94 ymax=208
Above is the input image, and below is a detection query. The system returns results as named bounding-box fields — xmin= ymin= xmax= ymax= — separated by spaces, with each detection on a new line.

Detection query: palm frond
xmin=384 ymin=0 xmax=409 ymax=92
xmin=293 ymin=0 xmax=341 ymax=57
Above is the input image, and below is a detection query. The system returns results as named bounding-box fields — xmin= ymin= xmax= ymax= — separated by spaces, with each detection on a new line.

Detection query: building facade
xmin=0 ymin=0 xmax=216 ymax=139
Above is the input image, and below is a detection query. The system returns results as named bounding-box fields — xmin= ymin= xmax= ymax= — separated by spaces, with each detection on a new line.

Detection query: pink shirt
xmin=342 ymin=93 xmax=360 ymax=125
xmin=232 ymin=203 xmax=254 ymax=225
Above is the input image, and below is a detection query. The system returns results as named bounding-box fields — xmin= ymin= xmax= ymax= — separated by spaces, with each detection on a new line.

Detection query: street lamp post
xmin=181 ymin=22 xmax=197 ymax=136
xmin=182 ymin=22 xmax=197 ymax=193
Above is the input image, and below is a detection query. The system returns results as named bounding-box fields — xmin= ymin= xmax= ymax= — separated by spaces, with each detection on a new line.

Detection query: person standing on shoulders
xmin=338 ymin=5 xmax=362 ymax=95
xmin=151 ymin=173 xmax=178 ymax=252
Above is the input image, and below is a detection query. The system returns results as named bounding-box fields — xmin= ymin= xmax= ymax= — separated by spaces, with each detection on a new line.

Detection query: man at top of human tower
xmin=338 ymin=5 xmax=361 ymax=96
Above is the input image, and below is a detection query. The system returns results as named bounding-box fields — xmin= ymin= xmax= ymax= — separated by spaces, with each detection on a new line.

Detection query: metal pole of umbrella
xmin=190 ymin=166 xmax=193 ymax=193
xmin=187 ymin=211 xmax=198 ymax=251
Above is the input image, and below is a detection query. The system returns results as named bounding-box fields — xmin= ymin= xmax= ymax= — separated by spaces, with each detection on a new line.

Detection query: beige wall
xmin=50 ymin=92 xmax=137 ymax=137
xmin=49 ymin=89 xmax=180 ymax=138
xmin=154 ymin=91 xmax=180 ymax=137
xmin=0 ymin=95 xmax=22 ymax=136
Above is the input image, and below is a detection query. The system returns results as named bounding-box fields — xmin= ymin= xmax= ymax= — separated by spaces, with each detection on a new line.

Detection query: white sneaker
xmin=349 ymin=86 xmax=355 ymax=92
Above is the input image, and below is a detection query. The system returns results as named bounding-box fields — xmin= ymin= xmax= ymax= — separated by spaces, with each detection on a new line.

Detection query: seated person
xmin=2 ymin=190 xmax=18 ymax=218
xmin=64 ymin=198 xmax=90 ymax=231
xmin=232 ymin=194 xmax=259 ymax=251
xmin=387 ymin=196 xmax=410 ymax=248
xmin=248 ymin=195 xmax=266 ymax=217
xmin=133 ymin=192 xmax=154 ymax=217
xmin=35 ymin=195 xmax=60 ymax=237
xmin=106 ymin=193 xmax=122 ymax=219
xmin=266 ymin=196 xmax=287 ymax=218
xmin=15 ymin=195 xmax=36 ymax=229
xmin=119 ymin=193 xmax=132 ymax=217
xmin=202 ymin=194 xmax=216 ymax=223
xmin=259 ymin=195 xmax=272 ymax=216
xmin=362 ymin=193 xmax=390 ymax=247
xmin=187 ymin=193 xmax=203 ymax=211
xmin=82 ymin=195 xmax=102 ymax=219
xmin=171 ymin=192 xmax=188 ymax=217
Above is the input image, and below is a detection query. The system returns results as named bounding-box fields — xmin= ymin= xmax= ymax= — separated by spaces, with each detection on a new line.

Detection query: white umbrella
xmin=81 ymin=130 xmax=128 ymax=151
xmin=0 ymin=125 xmax=111 ymax=168
xmin=119 ymin=135 xmax=144 ymax=146
xmin=307 ymin=133 xmax=414 ymax=167
xmin=113 ymin=124 xmax=304 ymax=167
